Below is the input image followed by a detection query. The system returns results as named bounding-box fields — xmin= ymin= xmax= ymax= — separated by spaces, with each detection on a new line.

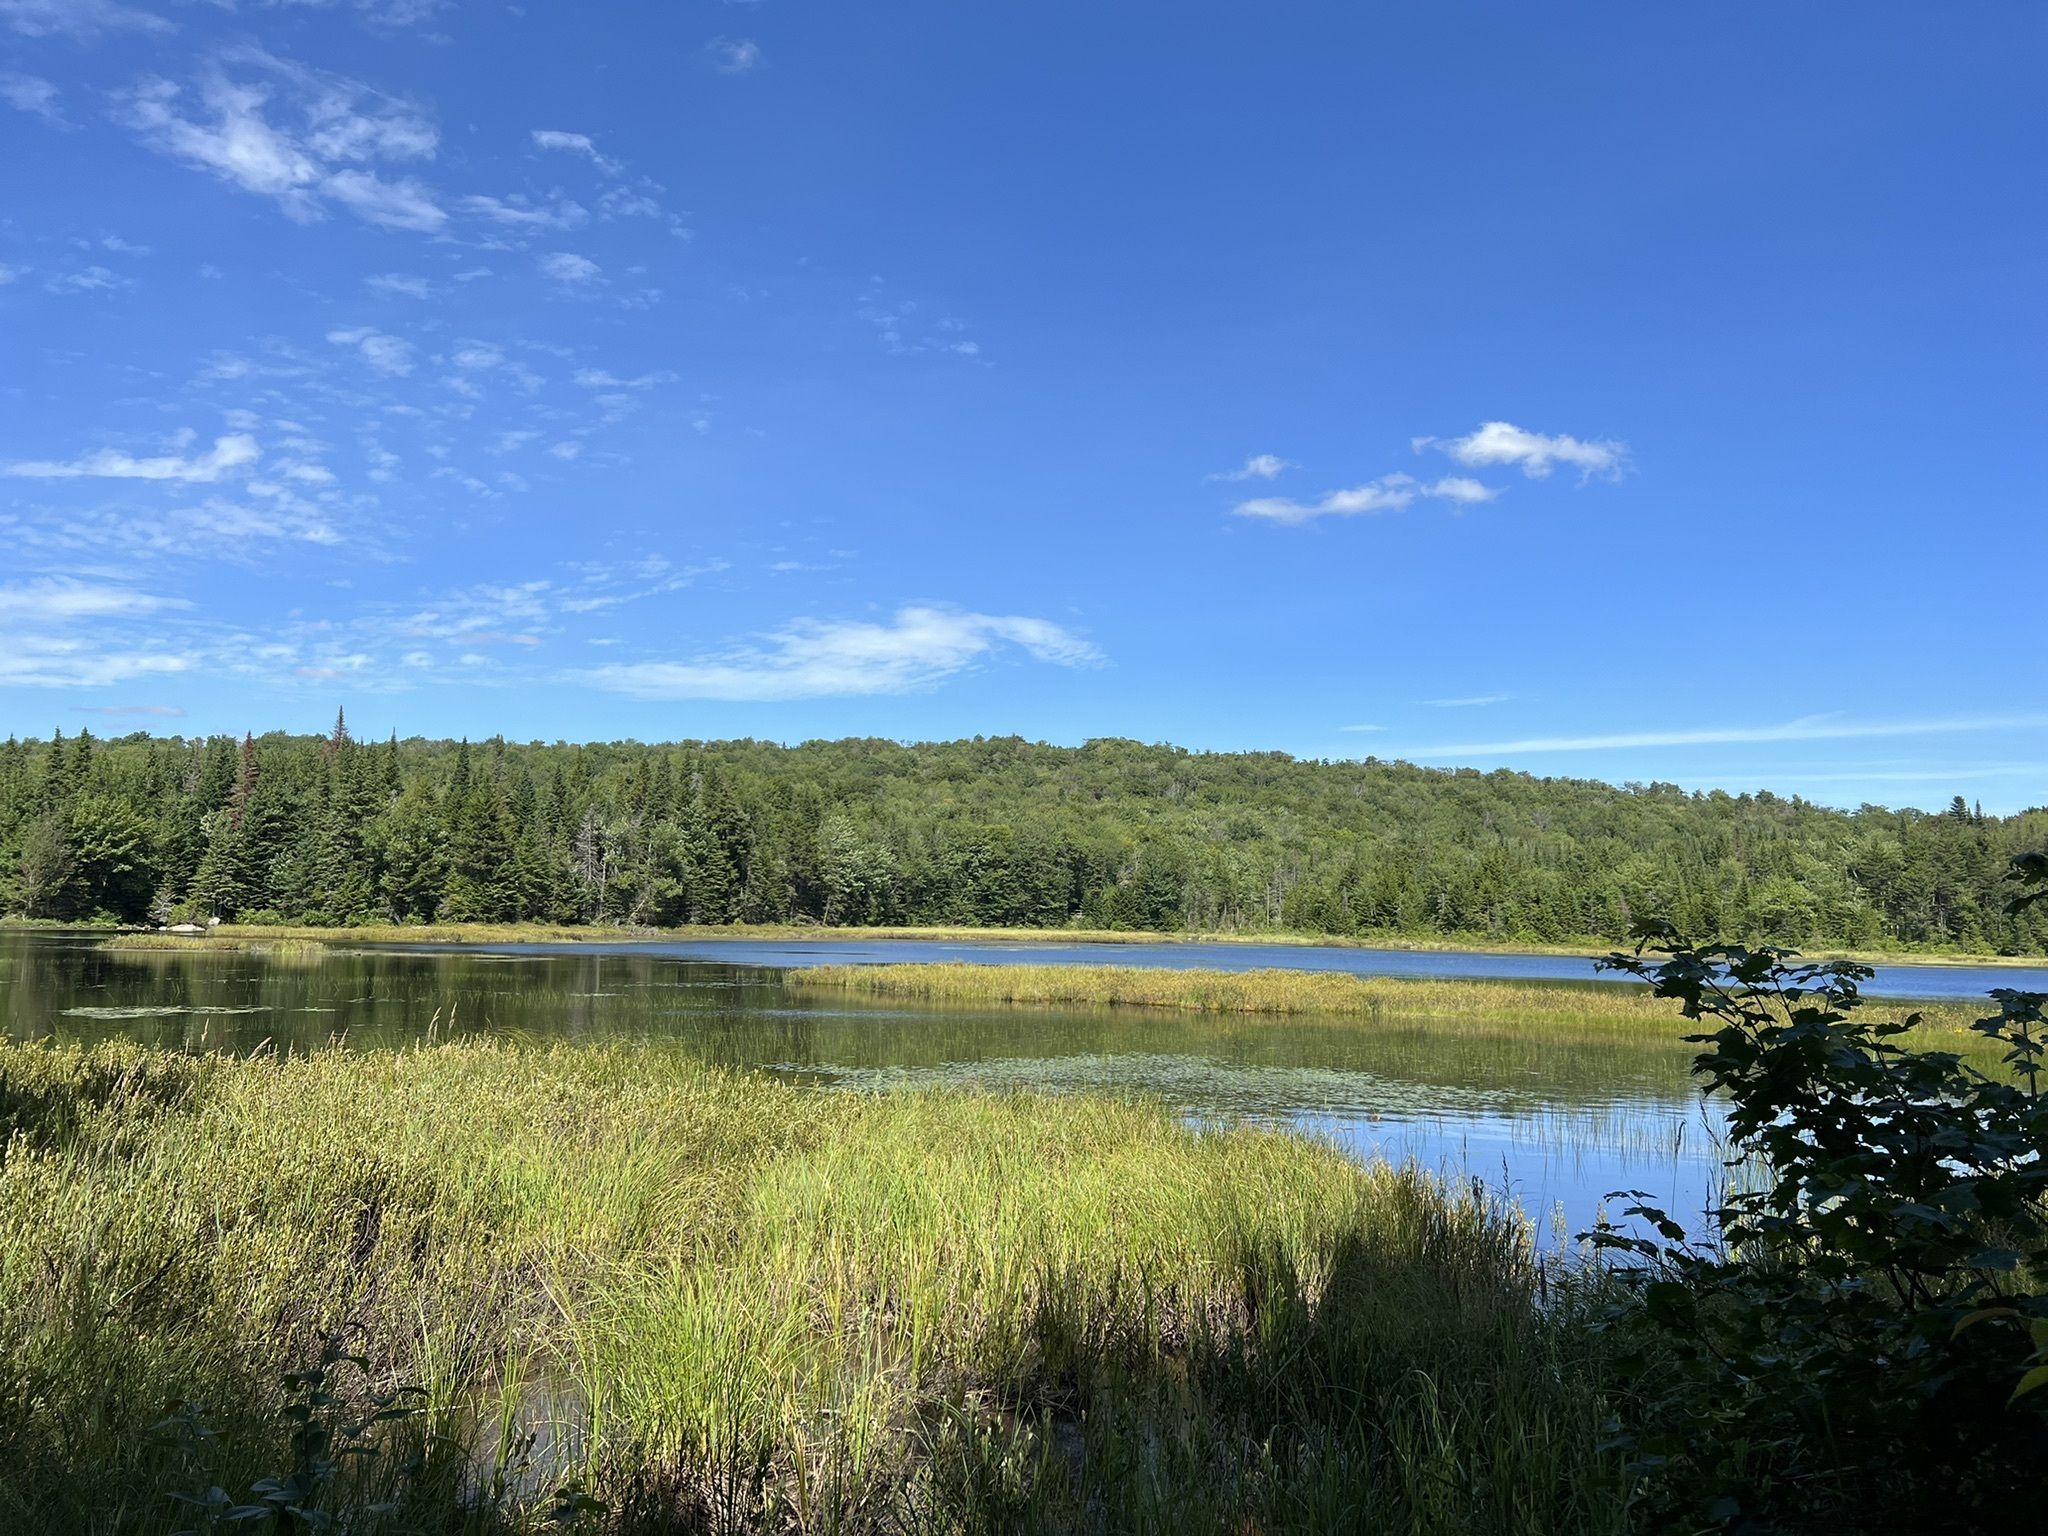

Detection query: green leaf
xmin=2009 ymin=1364 xmax=2048 ymax=1404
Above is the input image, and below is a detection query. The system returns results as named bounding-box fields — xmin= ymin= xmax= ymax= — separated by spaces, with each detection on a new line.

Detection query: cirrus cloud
xmin=4 ymin=432 xmax=258 ymax=483
xmin=114 ymin=50 xmax=445 ymax=233
xmin=581 ymin=606 xmax=1102 ymax=701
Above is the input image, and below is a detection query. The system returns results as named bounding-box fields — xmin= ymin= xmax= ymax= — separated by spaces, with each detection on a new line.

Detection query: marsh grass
xmin=95 ymin=934 xmax=328 ymax=955
xmin=789 ymin=962 xmax=1988 ymax=1036
xmin=0 ymin=1039 xmax=1623 ymax=1534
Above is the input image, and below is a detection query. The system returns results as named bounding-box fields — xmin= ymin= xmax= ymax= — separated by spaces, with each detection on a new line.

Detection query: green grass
xmin=788 ymin=961 xmax=1992 ymax=1035
xmin=94 ymin=933 xmax=328 ymax=955
xmin=0 ymin=1039 xmax=1624 ymax=1534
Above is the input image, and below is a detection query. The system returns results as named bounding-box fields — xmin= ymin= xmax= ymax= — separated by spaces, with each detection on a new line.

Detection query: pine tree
xmin=227 ymin=734 xmax=259 ymax=829
xmin=376 ymin=784 xmax=446 ymax=921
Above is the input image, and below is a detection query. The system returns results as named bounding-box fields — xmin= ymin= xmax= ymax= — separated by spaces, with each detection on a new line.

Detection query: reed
xmin=787 ymin=961 xmax=1990 ymax=1034
xmin=94 ymin=934 xmax=328 ymax=955
xmin=0 ymin=1038 xmax=1622 ymax=1534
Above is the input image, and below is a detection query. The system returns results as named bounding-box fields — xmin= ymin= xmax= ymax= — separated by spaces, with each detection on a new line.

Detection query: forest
xmin=3 ymin=716 xmax=2045 ymax=953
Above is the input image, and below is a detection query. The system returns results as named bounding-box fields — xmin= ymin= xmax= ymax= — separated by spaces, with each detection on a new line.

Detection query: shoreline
xmin=17 ymin=916 xmax=2046 ymax=972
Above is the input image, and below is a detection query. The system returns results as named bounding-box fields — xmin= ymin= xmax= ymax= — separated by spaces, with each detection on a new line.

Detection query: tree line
xmin=3 ymin=715 xmax=2046 ymax=952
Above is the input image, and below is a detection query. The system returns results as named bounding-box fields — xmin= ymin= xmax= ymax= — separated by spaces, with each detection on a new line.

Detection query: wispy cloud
xmin=43 ymin=264 xmax=130 ymax=295
xmin=75 ymin=703 xmax=187 ymax=717
xmin=1233 ymin=472 xmax=1487 ymax=525
xmin=0 ymin=576 xmax=198 ymax=688
xmin=366 ymin=271 xmax=431 ymax=298
xmin=1234 ymin=477 xmax=1414 ymax=524
xmin=538 ymin=251 xmax=601 ymax=284
xmin=1414 ymin=421 xmax=1628 ymax=481
xmin=1425 ymin=476 xmax=1499 ymax=505
xmin=0 ymin=0 xmax=169 ymax=40
xmin=0 ymin=70 xmax=65 ymax=125
xmin=1387 ymin=713 xmax=2048 ymax=760
xmin=459 ymin=192 xmax=587 ymax=230
xmin=0 ymin=577 xmax=186 ymax=623
xmin=571 ymin=367 xmax=675 ymax=389
xmin=531 ymin=128 xmax=618 ymax=174
xmin=1423 ymin=693 xmax=1513 ymax=708
xmin=1208 ymin=453 xmax=1293 ymax=483
xmin=5 ymin=432 xmax=258 ymax=482
xmin=115 ymin=49 xmax=444 ymax=232
xmin=327 ymin=326 xmax=414 ymax=375
xmin=582 ymin=606 xmax=1101 ymax=701
xmin=710 ymin=37 xmax=762 ymax=74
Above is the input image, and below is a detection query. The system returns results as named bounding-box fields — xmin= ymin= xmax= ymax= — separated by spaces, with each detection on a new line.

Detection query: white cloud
xmin=327 ymin=326 xmax=414 ymax=375
xmin=571 ymin=367 xmax=674 ymax=389
xmin=1415 ymin=420 xmax=1628 ymax=481
xmin=1234 ymin=475 xmax=1417 ymax=525
xmin=0 ymin=71 xmax=64 ymax=126
xmin=1423 ymin=693 xmax=1513 ymax=708
xmin=1208 ymin=453 xmax=1293 ymax=482
xmin=366 ymin=271 xmax=431 ymax=298
xmin=1233 ymin=469 xmax=1503 ymax=525
xmin=531 ymin=128 xmax=619 ymax=174
xmin=0 ymin=263 xmax=21 ymax=284
xmin=0 ymin=577 xmax=185 ymax=623
xmin=0 ymin=637 xmax=195 ymax=689
xmin=76 ymin=703 xmax=186 ymax=717
xmin=459 ymin=192 xmax=586 ymax=230
xmin=43 ymin=265 xmax=130 ymax=295
xmin=0 ymin=0 xmax=168 ymax=39
xmin=322 ymin=169 xmax=443 ymax=231
xmin=115 ymin=53 xmax=445 ymax=233
xmin=1423 ymin=476 xmax=1500 ymax=505
xmin=710 ymin=37 xmax=762 ymax=74
xmin=539 ymin=251 xmax=601 ymax=284
xmin=1387 ymin=713 xmax=2048 ymax=760
xmin=582 ymin=606 xmax=1101 ymax=701
xmin=5 ymin=432 xmax=259 ymax=482
xmin=449 ymin=342 xmax=504 ymax=369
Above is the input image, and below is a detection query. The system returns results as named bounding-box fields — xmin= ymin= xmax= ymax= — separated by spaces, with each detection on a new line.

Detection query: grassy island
xmin=788 ymin=960 xmax=1990 ymax=1035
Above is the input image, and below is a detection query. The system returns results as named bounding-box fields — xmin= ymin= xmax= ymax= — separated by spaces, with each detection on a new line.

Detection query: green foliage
xmin=2 ymin=726 xmax=2045 ymax=950
xmin=1586 ymin=905 xmax=2048 ymax=1533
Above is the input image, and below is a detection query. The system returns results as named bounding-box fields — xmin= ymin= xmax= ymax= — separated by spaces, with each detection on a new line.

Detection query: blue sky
xmin=2 ymin=1 xmax=2043 ymax=811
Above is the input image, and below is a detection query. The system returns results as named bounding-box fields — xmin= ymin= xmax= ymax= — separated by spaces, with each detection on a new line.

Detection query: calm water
xmin=27 ymin=926 xmax=2002 ymax=1242
xmin=351 ymin=934 xmax=2048 ymax=1000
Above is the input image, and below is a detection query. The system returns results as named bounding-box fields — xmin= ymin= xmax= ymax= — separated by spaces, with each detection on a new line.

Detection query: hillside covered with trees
xmin=3 ymin=718 xmax=2044 ymax=953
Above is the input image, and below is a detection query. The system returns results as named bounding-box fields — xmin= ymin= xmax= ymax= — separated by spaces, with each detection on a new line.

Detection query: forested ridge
xmin=3 ymin=717 xmax=2045 ymax=952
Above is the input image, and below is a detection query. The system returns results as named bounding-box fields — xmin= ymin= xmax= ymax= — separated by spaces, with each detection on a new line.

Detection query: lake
xmin=12 ymin=929 xmax=2033 ymax=1243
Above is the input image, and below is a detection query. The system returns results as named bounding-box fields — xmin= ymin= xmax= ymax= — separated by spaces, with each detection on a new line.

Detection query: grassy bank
xmin=33 ymin=916 xmax=2027 ymax=970
xmin=788 ymin=961 xmax=1991 ymax=1035
xmin=0 ymin=1039 xmax=1623 ymax=1534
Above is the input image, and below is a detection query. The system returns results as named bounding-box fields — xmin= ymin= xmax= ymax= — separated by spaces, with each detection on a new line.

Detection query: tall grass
xmin=789 ymin=962 xmax=1989 ymax=1035
xmin=0 ymin=1040 xmax=1623 ymax=1534
xmin=95 ymin=934 xmax=328 ymax=955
